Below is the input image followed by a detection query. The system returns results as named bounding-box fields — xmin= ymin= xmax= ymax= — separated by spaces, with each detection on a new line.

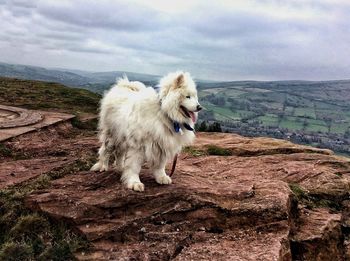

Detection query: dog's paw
xmin=90 ymin=162 xmax=108 ymax=172
xmin=100 ymin=165 xmax=108 ymax=172
xmin=127 ymin=182 xmax=145 ymax=192
xmin=155 ymin=175 xmax=172 ymax=185
xmin=90 ymin=163 xmax=100 ymax=171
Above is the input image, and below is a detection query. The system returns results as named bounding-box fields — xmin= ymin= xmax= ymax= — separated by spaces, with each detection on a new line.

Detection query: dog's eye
xmin=186 ymin=96 xmax=191 ymax=99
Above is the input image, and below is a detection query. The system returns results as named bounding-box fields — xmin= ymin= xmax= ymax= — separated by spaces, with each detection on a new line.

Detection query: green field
xmin=294 ymin=107 xmax=316 ymax=119
xmin=198 ymin=80 xmax=350 ymax=154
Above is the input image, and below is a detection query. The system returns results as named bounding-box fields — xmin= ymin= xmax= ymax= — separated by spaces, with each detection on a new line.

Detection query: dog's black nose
xmin=196 ymin=105 xmax=202 ymax=111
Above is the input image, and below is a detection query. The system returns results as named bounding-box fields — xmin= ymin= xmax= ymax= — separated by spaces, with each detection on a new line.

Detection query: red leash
xmin=169 ymin=153 xmax=178 ymax=177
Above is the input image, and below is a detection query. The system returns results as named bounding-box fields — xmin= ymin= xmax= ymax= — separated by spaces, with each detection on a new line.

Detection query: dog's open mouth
xmin=180 ymin=105 xmax=197 ymax=123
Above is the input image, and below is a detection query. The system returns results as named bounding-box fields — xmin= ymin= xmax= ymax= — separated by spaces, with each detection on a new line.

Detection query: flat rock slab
xmin=77 ymin=223 xmax=291 ymax=261
xmin=174 ymin=223 xmax=291 ymax=261
xmin=0 ymin=104 xmax=74 ymax=141
xmin=0 ymin=157 xmax=76 ymax=189
xmin=22 ymin=132 xmax=350 ymax=259
xmin=26 ymin=166 xmax=293 ymax=259
xmin=194 ymin=132 xmax=334 ymax=156
xmin=177 ymin=153 xmax=350 ymax=201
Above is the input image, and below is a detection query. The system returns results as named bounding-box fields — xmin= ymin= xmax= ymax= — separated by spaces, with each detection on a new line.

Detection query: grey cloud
xmin=37 ymin=0 xmax=166 ymax=32
xmin=191 ymin=11 xmax=282 ymax=38
xmin=0 ymin=0 xmax=349 ymax=81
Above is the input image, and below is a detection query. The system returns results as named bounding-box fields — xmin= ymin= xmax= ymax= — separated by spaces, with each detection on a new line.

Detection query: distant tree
xmin=207 ymin=122 xmax=222 ymax=132
xmin=344 ymin=128 xmax=350 ymax=139
xmin=196 ymin=121 xmax=208 ymax=131
xmin=324 ymin=117 xmax=332 ymax=133
xmin=302 ymin=119 xmax=309 ymax=130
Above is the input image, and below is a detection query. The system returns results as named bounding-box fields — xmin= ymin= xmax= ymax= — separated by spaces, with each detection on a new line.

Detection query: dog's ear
xmin=174 ymin=73 xmax=184 ymax=89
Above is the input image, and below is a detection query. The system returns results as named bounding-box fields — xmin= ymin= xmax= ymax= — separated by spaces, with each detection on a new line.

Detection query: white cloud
xmin=0 ymin=0 xmax=349 ymax=80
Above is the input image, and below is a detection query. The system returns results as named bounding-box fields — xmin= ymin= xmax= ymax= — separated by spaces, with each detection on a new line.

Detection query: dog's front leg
xmin=121 ymin=149 xmax=144 ymax=192
xmin=152 ymin=161 xmax=172 ymax=185
xmin=91 ymin=140 xmax=114 ymax=172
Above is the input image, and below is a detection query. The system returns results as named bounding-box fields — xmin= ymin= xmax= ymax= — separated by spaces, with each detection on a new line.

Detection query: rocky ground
xmin=1 ymin=120 xmax=350 ymax=260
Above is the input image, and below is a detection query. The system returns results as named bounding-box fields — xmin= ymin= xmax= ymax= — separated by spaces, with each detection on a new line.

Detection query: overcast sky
xmin=0 ymin=0 xmax=350 ymax=81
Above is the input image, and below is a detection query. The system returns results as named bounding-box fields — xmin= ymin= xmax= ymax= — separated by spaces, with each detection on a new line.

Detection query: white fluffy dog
xmin=91 ymin=71 xmax=202 ymax=191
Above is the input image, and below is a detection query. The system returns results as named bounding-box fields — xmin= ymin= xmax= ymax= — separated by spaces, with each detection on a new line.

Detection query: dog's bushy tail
xmin=116 ymin=75 xmax=145 ymax=92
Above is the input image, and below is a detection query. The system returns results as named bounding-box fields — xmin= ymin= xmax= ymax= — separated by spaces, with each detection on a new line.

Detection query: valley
xmin=0 ymin=63 xmax=349 ymax=155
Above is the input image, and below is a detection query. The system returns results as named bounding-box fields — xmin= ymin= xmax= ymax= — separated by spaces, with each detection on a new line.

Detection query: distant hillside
xmin=0 ymin=62 xmax=219 ymax=94
xmin=0 ymin=62 xmax=92 ymax=86
xmin=0 ymin=62 xmax=160 ymax=89
xmin=0 ymin=77 xmax=101 ymax=116
xmin=1 ymin=62 xmax=349 ymax=155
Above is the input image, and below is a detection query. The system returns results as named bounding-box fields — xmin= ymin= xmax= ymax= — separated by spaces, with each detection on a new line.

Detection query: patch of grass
xmin=0 ymin=242 xmax=33 ymax=261
xmin=182 ymin=146 xmax=206 ymax=157
xmin=46 ymin=158 xmax=95 ymax=180
xmin=0 ymin=159 xmax=93 ymax=260
xmin=0 ymin=143 xmax=32 ymax=160
xmin=0 ymin=144 xmax=12 ymax=157
xmin=183 ymin=145 xmax=233 ymax=157
xmin=0 ymin=77 xmax=101 ymax=116
xmin=204 ymin=103 xmax=240 ymax=120
xmin=9 ymin=214 xmax=49 ymax=240
xmin=294 ymin=107 xmax=316 ymax=119
xmin=288 ymin=183 xmax=341 ymax=210
xmin=257 ymin=114 xmax=279 ymax=127
xmin=71 ymin=117 xmax=98 ymax=131
xmin=206 ymin=145 xmax=232 ymax=156
xmin=289 ymin=183 xmax=308 ymax=199
xmin=279 ymin=117 xmax=304 ymax=130
xmin=330 ymin=122 xmax=349 ymax=134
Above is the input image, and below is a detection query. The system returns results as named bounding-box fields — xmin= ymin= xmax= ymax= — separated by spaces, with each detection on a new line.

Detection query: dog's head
xmin=159 ymin=71 xmax=202 ymax=124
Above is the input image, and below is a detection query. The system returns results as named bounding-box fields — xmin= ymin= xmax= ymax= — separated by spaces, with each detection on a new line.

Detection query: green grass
xmin=305 ymin=124 xmax=329 ymax=133
xmin=279 ymin=117 xmax=304 ymax=130
xmin=183 ymin=145 xmax=232 ymax=157
xmin=182 ymin=147 xmax=206 ymax=157
xmin=0 ymin=77 xmax=101 ymax=116
xmin=236 ymin=109 xmax=256 ymax=118
xmin=289 ymin=183 xmax=341 ymax=210
xmin=206 ymin=145 xmax=232 ymax=156
xmin=260 ymin=102 xmax=283 ymax=110
xmin=0 ymin=144 xmax=12 ymax=157
xmin=330 ymin=123 xmax=349 ymax=134
xmin=294 ymin=107 xmax=316 ymax=119
xmin=0 ymin=77 xmax=101 ymax=259
xmin=284 ymin=106 xmax=295 ymax=114
xmin=223 ymin=88 xmax=247 ymax=97
xmin=0 ymin=158 xmax=95 ymax=260
xmin=257 ymin=114 xmax=279 ymax=127
xmin=204 ymin=103 xmax=239 ymax=120
xmin=300 ymin=118 xmax=328 ymax=132
xmin=0 ymin=144 xmax=31 ymax=160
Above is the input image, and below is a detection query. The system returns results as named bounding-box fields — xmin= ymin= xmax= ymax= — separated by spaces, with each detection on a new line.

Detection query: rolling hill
xmin=0 ymin=62 xmax=160 ymax=89
xmin=0 ymin=62 xmax=349 ymax=155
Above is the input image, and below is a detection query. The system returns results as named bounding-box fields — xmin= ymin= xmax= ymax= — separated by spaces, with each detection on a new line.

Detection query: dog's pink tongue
xmin=189 ymin=111 xmax=197 ymax=123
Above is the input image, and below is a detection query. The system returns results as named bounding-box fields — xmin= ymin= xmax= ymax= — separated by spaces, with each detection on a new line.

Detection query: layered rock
xmin=20 ymin=132 xmax=350 ymax=260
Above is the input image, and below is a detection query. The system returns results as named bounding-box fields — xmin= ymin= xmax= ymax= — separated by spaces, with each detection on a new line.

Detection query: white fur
xmin=91 ymin=71 xmax=201 ymax=191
